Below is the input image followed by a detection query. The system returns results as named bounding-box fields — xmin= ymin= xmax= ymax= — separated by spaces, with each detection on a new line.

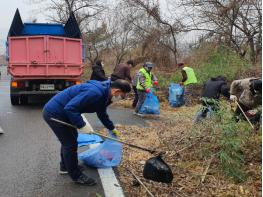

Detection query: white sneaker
xmin=59 ymin=169 xmax=68 ymax=175
xmin=59 ymin=165 xmax=85 ymax=175
xmin=134 ymin=112 xmax=144 ymax=117
xmin=59 ymin=166 xmax=68 ymax=175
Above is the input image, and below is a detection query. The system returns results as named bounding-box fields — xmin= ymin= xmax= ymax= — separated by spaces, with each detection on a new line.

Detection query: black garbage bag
xmin=143 ymin=155 xmax=173 ymax=183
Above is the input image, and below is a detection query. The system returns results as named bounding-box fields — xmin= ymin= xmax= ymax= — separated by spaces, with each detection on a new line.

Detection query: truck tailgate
xmin=8 ymin=64 xmax=83 ymax=78
xmin=8 ymin=36 xmax=83 ymax=77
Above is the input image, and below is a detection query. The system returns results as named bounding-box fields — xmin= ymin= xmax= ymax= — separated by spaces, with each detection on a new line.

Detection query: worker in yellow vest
xmin=135 ymin=62 xmax=158 ymax=115
xmin=178 ymin=63 xmax=197 ymax=106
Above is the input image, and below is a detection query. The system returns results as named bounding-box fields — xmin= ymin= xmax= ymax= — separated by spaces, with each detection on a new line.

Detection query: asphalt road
xmin=0 ymin=66 xmax=146 ymax=197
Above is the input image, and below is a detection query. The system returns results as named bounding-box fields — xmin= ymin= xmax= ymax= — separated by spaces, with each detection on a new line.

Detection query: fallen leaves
xmin=112 ymin=102 xmax=261 ymax=197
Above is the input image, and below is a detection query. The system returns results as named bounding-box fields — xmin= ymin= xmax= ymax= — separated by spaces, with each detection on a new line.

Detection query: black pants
xmin=194 ymin=98 xmax=219 ymax=123
xmin=234 ymin=102 xmax=250 ymax=123
xmin=235 ymin=102 xmax=250 ymax=117
xmin=132 ymin=86 xmax=139 ymax=108
xmin=135 ymin=90 xmax=147 ymax=113
xmin=43 ymin=110 xmax=82 ymax=181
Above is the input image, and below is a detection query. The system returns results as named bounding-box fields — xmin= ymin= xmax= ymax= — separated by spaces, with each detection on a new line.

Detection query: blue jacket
xmin=43 ymin=80 xmax=114 ymax=130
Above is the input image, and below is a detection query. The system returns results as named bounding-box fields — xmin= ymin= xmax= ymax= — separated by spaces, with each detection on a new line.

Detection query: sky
xmin=0 ymin=0 xmax=201 ymax=55
xmin=0 ymin=0 xmax=46 ymax=53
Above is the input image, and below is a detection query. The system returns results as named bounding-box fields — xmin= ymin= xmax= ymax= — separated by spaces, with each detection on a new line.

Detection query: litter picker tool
xmin=127 ymin=168 xmax=155 ymax=197
xmin=50 ymin=118 xmax=157 ymax=154
xmin=50 ymin=117 xmax=174 ymax=183
xmin=235 ymin=101 xmax=254 ymax=129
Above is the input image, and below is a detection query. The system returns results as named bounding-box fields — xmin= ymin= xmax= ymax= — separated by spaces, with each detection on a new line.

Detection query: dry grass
xmin=111 ymin=102 xmax=262 ymax=197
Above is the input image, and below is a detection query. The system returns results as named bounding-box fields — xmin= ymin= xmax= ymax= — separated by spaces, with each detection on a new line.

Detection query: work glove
xmin=153 ymin=81 xmax=158 ymax=86
xmin=145 ymin=89 xmax=151 ymax=93
xmin=111 ymin=129 xmax=121 ymax=137
xmin=79 ymin=124 xmax=93 ymax=134
xmin=246 ymin=110 xmax=257 ymax=117
xmin=230 ymin=95 xmax=237 ymax=102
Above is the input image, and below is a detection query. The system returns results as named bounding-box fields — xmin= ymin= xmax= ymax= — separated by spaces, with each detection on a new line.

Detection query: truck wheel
xmin=11 ymin=95 xmax=19 ymax=105
xmin=21 ymin=96 xmax=28 ymax=105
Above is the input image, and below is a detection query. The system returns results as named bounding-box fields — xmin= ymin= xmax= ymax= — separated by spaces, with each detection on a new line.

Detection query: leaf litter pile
xmin=113 ymin=104 xmax=261 ymax=197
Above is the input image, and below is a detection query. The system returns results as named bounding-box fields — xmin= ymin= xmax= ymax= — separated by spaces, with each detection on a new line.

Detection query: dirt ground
xmin=110 ymin=100 xmax=261 ymax=197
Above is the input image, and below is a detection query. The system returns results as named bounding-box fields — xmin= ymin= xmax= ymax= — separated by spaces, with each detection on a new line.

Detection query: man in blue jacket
xmin=43 ymin=79 xmax=131 ymax=186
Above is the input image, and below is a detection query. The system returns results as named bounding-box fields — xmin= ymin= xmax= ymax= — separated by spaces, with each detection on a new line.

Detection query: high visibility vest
xmin=183 ymin=67 xmax=197 ymax=86
xmin=136 ymin=67 xmax=152 ymax=90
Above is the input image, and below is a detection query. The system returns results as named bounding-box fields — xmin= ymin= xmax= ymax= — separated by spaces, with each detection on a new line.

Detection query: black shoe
xmin=74 ymin=174 xmax=97 ymax=186
xmin=59 ymin=165 xmax=85 ymax=175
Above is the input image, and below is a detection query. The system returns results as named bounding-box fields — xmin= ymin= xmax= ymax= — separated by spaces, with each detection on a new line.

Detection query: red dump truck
xmin=7 ymin=9 xmax=84 ymax=105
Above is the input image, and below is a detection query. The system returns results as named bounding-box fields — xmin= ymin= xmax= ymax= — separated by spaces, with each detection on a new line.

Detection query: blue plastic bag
xmin=139 ymin=90 xmax=160 ymax=115
xmin=78 ymin=131 xmax=122 ymax=168
xmin=77 ymin=133 xmax=103 ymax=147
xmin=169 ymin=83 xmax=185 ymax=107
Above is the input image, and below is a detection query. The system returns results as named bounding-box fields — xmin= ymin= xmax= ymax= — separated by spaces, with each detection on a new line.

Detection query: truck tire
xmin=11 ymin=95 xmax=19 ymax=105
xmin=21 ymin=95 xmax=28 ymax=105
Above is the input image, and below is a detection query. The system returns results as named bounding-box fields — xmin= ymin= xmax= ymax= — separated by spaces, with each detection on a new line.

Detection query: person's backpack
xmin=169 ymin=83 xmax=185 ymax=107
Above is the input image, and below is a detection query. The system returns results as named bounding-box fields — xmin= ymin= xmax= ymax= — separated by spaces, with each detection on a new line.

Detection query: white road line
xmin=81 ymin=114 xmax=125 ymax=197
xmin=0 ymin=125 xmax=4 ymax=134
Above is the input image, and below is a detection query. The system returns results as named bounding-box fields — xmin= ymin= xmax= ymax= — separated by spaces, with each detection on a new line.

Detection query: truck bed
xmin=8 ymin=35 xmax=83 ymax=78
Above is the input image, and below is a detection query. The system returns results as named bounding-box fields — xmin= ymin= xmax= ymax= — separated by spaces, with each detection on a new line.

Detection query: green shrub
xmin=217 ymin=104 xmax=249 ymax=182
xmin=194 ymin=47 xmax=252 ymax=85
xmin=157 ymin=46 xmax=253 ymax=89
xmin=192 ymin=101 xmax=254 ymax=183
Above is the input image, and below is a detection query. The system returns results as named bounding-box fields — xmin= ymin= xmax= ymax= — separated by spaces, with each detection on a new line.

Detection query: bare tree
xmin=83 ymin=22 xmax=110 ymax=64
xmin=30 ymin=0 xmax=109 ymax=65
xmin=105 ymin=3 xmax=136 ymax=65
xmin=30 ymin=0 xmax=106 ymax=32
xmin=30 ymin=0 xmax=261 ymax=65
xmin=47 ymin=0 xmax=105 ymax=31
xmin=179 ymin=0 xmax=262 ymax=63
xmin=124 ymin=0 xmax=183 ymax=65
